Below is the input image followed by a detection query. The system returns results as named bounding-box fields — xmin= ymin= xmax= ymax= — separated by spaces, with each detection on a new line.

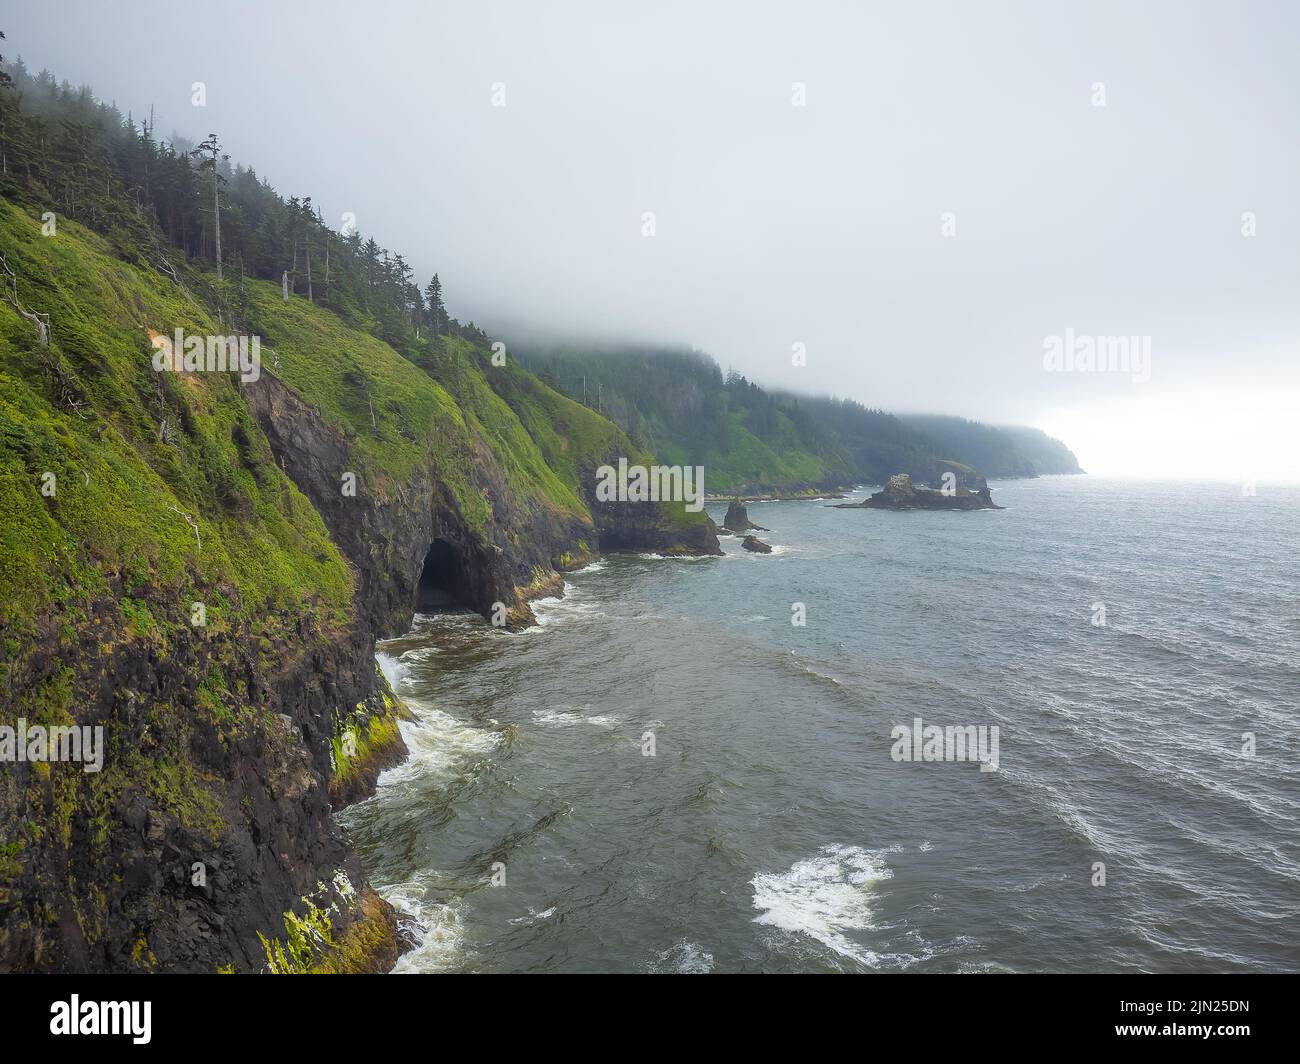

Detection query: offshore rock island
xmin=833 ymin=473 xmax=1005 ymax=511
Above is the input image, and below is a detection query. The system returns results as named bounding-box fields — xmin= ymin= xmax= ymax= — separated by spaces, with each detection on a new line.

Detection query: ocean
xmin=338 ymin=476 xmax=1300 ymax=973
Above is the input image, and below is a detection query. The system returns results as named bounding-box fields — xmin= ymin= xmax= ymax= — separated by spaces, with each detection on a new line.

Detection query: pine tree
xmin=424 ymin=274 xmax=444 ymax=335
xmin=190 ymin=132 xmax=226 ymax=279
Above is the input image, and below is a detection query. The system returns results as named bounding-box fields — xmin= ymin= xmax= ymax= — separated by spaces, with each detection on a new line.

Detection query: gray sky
xmin=7 ymin=1 xmax=1299 ymax=477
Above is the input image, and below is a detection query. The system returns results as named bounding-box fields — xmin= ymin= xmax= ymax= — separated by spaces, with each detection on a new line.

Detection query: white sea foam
xmin=647 ymin=938 xmax=715 ymax=974
xmin=530 ymin=584 xmax=606 ymax=629
xmin=720 ymin=542 xmax=790 ymax=558
xmin=509 ymin=906 xmax=557 ymax=925
xmin=384 ymin=882 xmax=468 ymax=974
xmin=532 ymin=708 xmax=621 ymax=728
xmin=375 ymin=650 xmax=408 ymax=694
xmin=376 ymin=700 xmax=501 ymax=789
xmin=751 ymin=844 xmax=894 ymax=966
xmin=364 ymin=650 xmax=506 ymax=973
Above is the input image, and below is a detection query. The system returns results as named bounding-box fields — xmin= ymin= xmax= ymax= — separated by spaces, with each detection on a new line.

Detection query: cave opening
xmin=416 ymin=538 xmax=475 ymax=613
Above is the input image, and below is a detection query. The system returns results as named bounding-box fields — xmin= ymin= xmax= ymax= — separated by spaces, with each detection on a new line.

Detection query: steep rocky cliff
xmin=0 ymin=199 xmax=716 ymax=972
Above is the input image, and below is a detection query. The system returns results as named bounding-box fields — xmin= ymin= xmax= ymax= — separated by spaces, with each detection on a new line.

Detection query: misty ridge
xmin=513 ymin=342 xmax=1082 ymax=494
xmin=0 ymin=55 xmax=1083 ymax=494
xmin=9 ymin=0 xmax=1297 ymax=484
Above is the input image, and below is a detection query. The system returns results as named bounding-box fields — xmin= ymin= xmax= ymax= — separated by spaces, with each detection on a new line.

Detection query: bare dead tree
xmin=0 ymin=250 xmax=50 ymax=345
xmin=166 ymin=504 xmax=201 ymax=550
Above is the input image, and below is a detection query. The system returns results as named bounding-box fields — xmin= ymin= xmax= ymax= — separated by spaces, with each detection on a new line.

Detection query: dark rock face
xmin=579 ymin=454 xmax=722 ymax=559
xmin=1 ymin=374 xmax=721 ymax=975
xmin=249 ymin=377 xmax=720 ymax=634
xmin=723 ymin=498 xmax=769 ymax=532
xmin=247 ymin=375 xmax=589 ymax=639
xmin=0 ymin=572 xmax=394 ymax=973
xmin=742 ymin=535 xmax=773 ymax=553
xmin=832 ymin=473 xmax=1004 ymax=511
xmin=588 ymin=497 xmax=721 ymax=556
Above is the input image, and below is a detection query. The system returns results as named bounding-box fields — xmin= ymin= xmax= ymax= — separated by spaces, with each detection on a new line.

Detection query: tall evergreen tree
xmin=424 ymin=274 xmax=444 ymax=335
xmin=190 ymin=132 xmax=226 ymax=279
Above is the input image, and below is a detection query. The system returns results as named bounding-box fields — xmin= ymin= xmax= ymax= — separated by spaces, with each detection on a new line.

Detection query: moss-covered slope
xmin=0 ymin=188 xmax=715 ymax=971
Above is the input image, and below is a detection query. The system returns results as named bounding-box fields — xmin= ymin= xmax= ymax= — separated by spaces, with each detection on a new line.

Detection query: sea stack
xmin=723 ymin=498 xmax=769 ymax=532
xmin=742 ymin=534 xmax=773 ymax=553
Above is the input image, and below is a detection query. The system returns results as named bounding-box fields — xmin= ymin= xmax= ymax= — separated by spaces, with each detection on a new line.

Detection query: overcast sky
xmin=7 ymin=1 xmax=1299 ymax=478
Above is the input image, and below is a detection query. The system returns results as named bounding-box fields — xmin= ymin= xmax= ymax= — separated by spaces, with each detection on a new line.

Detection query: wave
xmin=529 ymin=584 xmax=608 ymax=629
xmin=720 ymin=542 xmax=792 ymax=558
xmin=531 ymin=708 xmax=621 ymax=728
xmin=782 ymin=650 xmax=845 ymax=688
xmin=509 ymin=906 xmax=557 ymax=925
xmin=751 ymin=844 xmax=897 ymax=968
xmin=375 ymin=650 xmax=408 ymax=694
xmin=375 ymin=697 xmax=502 ymax=791
xmin=647 ymin=938 xmax=715 ymax=974
xmin=383 ymin=881 xmax=470 ymax=974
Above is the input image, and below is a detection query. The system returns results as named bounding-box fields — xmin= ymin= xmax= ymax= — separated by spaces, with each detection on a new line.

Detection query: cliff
xmin=0 ymin=195 xmax=715 ymax=972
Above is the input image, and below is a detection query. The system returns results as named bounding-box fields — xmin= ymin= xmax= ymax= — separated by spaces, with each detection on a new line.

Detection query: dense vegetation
xmin=0 ymin=56 xmax=473 ymax=355
xmin=517 ymin=344 xmax=1083 ymax=494
xmin=898 ymin=415 xmax=1084 ymax=481
xmin=0 ymin=43 xmax=707 ymax=972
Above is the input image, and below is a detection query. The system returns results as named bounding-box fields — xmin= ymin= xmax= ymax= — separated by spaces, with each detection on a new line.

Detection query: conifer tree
xmin=424 ymin=274 xmax=444 ymax=335
xmin=190 ymin=132 xmax=225 ymax=279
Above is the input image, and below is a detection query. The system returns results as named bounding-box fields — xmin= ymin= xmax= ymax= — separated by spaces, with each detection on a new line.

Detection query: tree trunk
xmin=212 ymin=166 xmax=222 ymax=281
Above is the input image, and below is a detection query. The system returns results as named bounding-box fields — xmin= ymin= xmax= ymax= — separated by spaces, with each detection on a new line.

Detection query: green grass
xmin=0 ymin=202 xmax=353 ymax=644
xmin=649 ymin=411 xmax=833 ymax=494
xmin=241 ymin=284 xmax=608 ymax=540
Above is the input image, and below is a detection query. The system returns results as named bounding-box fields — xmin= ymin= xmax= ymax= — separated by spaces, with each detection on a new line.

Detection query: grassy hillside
xmin=0 ymin=55 xmax=713 ymax=970
xmin=518 ymin=344 xmax=1083 ymax=492
xmin=0 ymin=197 xmax=392 ymax=971
xmin=0 ymin=200 xmax=352 ymax=655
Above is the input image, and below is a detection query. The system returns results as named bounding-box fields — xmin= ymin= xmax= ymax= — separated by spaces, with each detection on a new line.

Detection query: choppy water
xmin=339 ymin=477 xmax=1300 ymax=973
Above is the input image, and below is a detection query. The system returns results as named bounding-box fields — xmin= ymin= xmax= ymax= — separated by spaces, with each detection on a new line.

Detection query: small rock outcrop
xmin=832 ymin=473 xmax=1004 ymax=511
xmin=742 ymin=535 xmax=773 ymax=553
xmin=723 ymin=498 xmax=769 ymax=532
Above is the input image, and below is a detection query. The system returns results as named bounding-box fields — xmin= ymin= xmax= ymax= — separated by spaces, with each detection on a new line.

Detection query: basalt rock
xmin=0 ymin=195 xmax=719 ymax=976
xmin=831 ymin=472 xmax=1004 ymax=511
xmin=742 ymin=535 xmax=773 ymax=553
xmin=723 ymin=498 xmax=769 ymax=533
xmin=0 ymin=574 xmax=408 ymax=974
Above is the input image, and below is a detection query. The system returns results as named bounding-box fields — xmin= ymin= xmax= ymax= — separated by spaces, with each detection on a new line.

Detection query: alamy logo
xmin=595 ymin=458 xmax=705 ymax=512
xmin=890 ymin=716 xmax=1000 ymax=772
xmin=0 ymin=719 xmax=104 ymax=773
xmin=151 ymin=328 xmax=261 ymax=383
xmin=1042 ymin=328 xmax=1151 ymax=383
xmin=50 ymin=996 xmax=151 ymax=1044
